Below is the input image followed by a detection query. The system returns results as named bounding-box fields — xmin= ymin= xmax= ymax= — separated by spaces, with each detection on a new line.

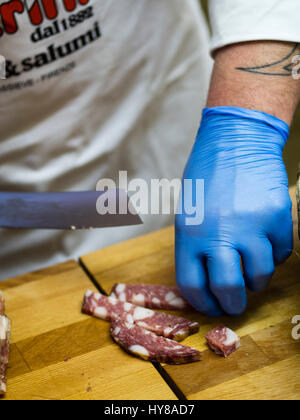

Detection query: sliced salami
xmin=0 ymin=292 xmax=4 ymax=316
xmin=0 ymin=315 xmax=11 ymax=395
xmin=82 ymin=290 xmax=199 ymax=341
xmin=205 ymin=326 xmax=241 ymax=358
xmin=82 ymin=290 xmax=130 ymax=322
xmin=110 ymin=283 xmax=191 ymax=310
xmin=111 ymin=317 xmax=200 ymax=364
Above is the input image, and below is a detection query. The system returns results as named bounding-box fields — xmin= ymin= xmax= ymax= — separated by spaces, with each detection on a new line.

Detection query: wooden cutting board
xmin=81 ymin=186 xmax=300 ymax=400
xmin=0 ymin=261 xmax=176 ymax=400
xmin=1 ymin=187 xmax=299 ymax=400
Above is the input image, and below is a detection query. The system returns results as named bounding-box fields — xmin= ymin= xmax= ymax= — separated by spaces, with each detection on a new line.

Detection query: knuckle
xmin=272 ymin=195 xmax=292 ymax=218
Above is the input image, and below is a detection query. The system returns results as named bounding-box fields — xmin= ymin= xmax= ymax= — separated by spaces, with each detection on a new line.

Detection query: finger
xmin=269 ymin=213 xmax=293 ymax=265
xmin=175 ymin=239 xmax=223 ymax=317
xmin=207 ymin=247 xmax=247 ymax=316
xmin=241 ymin=238 xmax=275 ymax=292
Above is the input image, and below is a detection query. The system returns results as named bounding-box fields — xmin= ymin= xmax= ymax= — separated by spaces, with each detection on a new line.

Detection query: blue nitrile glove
xmin=176 ymin=107 xmax=293 ymax=316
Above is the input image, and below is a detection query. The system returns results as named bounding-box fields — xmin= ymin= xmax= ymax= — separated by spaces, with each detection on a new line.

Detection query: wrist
xmin=206 ymin=41 xmax=300 ymax=126
xmin=197 ymin=106 xmax=289 ymax=152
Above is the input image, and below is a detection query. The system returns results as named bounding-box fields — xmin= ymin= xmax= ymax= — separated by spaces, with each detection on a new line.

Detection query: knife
xmin=0 ymin=190 xmax=143 ymax=230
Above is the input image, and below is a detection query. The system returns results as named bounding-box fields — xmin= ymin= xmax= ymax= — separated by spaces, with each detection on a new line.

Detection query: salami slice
xmin=0 ymin=292 xmax=4 ymax=316
xmin=82 ymin=290 xmax=199 ymax=341
xmin=205 ymin=326 xmax=241 ymax=357
xmin=111 ymin=317 xmax=200 ymax=364
xmin=110 ymin=283 xmax=191 ymax=310
xmin=0 ymin=315 xmax=11 ymax=395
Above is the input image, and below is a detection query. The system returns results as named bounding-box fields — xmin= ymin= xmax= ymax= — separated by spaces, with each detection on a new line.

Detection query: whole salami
xmin=82 ymin=290 xmax=199 ymax=341
xmin=111 ymin=317 xmax=200 ymax=364
xmin=205 ymin=326 xmax=241 ymax=357
xmin=110 ymin=283 xmax=191 ymax=310
xmin=0 ymin=315 xmax=11 ymax=395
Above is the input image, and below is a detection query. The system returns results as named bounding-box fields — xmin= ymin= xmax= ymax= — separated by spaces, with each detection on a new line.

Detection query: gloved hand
xmin=176 ymin=107 xmax=293 ymax=316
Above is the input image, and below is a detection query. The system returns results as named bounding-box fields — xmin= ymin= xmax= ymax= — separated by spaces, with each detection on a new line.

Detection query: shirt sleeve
xmin=209 ymin=0 xmax=300 ymax=54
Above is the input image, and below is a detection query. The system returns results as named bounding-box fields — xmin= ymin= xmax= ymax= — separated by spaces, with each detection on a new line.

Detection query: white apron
xmin=0 ymin=0 xmax=212 ymax=280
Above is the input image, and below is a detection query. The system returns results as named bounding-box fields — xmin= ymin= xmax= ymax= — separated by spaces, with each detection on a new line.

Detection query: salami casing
xmin=111 ymin=317 xmax=200 ymax=364
xmin=82 ymin=290 xmax=199 ymax=341
xmin=0 ymin=315 xmax=11 ymax=395
xmin=205 ymin=326 xmax=241 ymax=357
xmin=110 ymin=283 xmax=191 ymax=310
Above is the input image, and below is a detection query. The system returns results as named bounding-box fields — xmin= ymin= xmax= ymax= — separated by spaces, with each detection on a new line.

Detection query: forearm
xmin=207 ymin=41 xmax=300 ymax=125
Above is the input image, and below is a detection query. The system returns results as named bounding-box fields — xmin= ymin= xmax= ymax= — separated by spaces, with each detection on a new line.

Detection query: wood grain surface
xmin=1 ymin=187 xmax=299 ymax=400
xmin=81 ymin=187 xmax=300 ymax=400
xmin=0 ymin=261 xmax=176 ymax=400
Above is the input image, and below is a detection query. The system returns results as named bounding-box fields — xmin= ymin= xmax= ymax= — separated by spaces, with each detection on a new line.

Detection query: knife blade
xmin=0 ymin=190 xmax=143 ymax=230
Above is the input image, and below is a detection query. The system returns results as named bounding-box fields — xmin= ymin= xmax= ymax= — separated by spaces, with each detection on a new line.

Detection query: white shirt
xmin=0 ymin=0 xmax=299 ymax=281
xmin=209 ymin=0 xmax=300 ymax=53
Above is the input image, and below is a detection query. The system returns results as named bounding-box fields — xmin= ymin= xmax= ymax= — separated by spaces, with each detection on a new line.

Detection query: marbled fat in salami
xmin=82 ymin=290 xmax=199 ymax=341
xmin=110 ymin=283 xmax=191 ymax=310
xmin=82 ymin=290 xmax=130 ymax=322
xmin=205 ymin=326 xmax=241 ymax=357
xmin=111 ymin=317 xmax=200 ymax=364
xmin=0 ymin=315 xmax=11 ymax=395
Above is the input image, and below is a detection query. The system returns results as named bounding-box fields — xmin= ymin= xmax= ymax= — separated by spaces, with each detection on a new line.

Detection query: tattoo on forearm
xmin=236 ymin=43 xmax=299 ymax=76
